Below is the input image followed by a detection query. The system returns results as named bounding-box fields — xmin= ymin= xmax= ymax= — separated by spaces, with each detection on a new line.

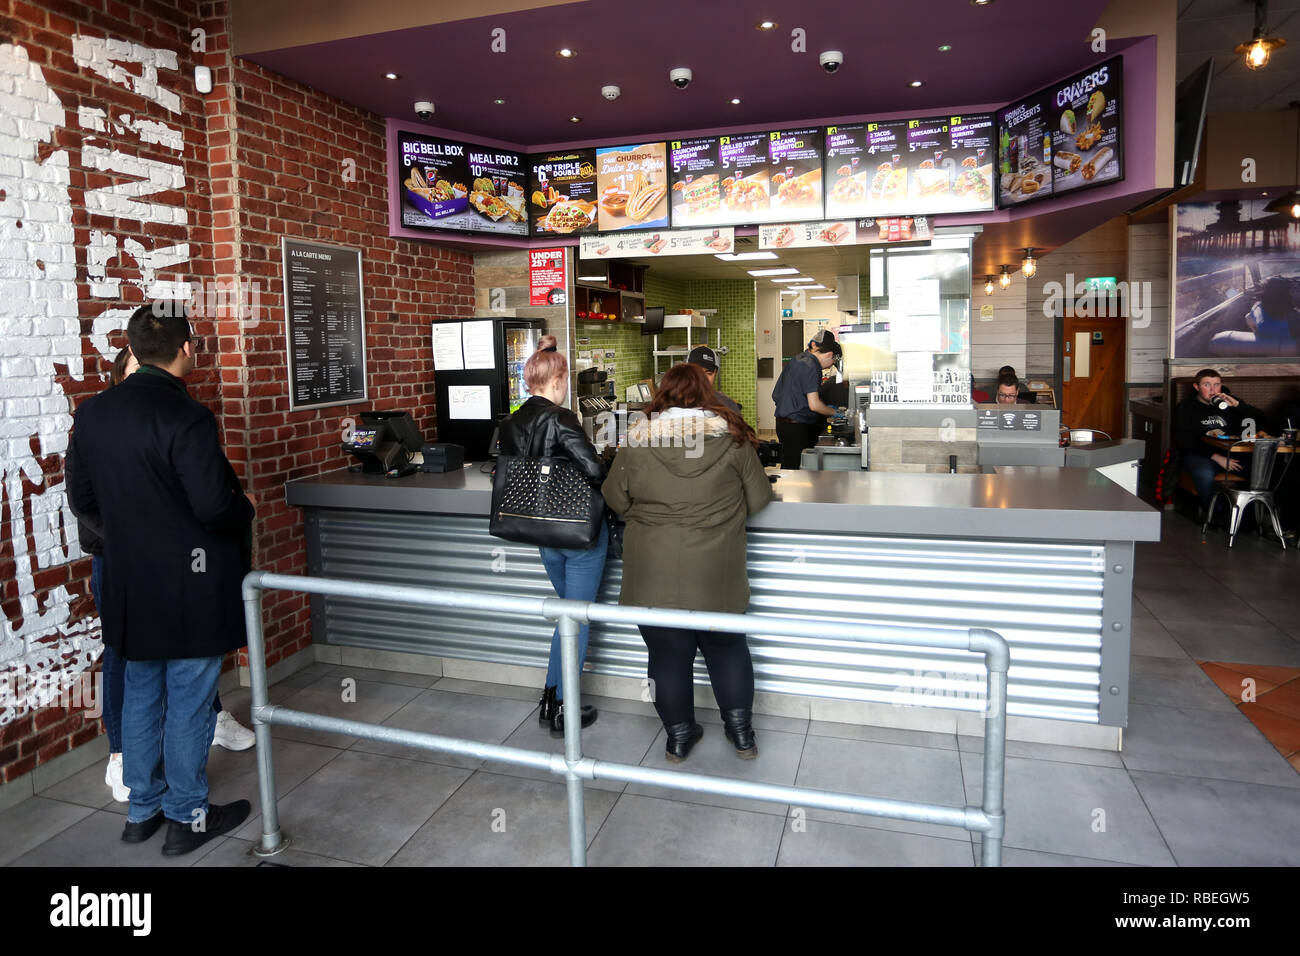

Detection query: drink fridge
xmin=432 ymin=317 xmax=543 ymax=460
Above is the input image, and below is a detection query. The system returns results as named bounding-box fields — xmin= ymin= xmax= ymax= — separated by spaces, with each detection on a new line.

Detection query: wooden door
xmin=1061 ymin=316 xmax=1126 ymax=439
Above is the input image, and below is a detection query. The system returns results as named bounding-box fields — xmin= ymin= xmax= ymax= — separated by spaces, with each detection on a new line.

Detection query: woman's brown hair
xmin=110 ymin=348 xmax=133 ymax=386
xmin=645 ymin=363 xmax=758 ymax=448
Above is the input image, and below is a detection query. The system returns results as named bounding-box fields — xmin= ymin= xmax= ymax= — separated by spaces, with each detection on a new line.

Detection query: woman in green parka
xmin=602 ymin=362 xmax=773 ymax=762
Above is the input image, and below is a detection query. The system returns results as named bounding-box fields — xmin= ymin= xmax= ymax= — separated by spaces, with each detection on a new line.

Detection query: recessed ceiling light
xmin=772 ymin=276 xmax=812 ymax=283
xmin=809 ymin=294 xmax=838 ymax=300
xmin=970 ymin=0 xmax=994 ymax=6
xmin=557 ymin=48 xmax=577 ymax=58
xmin=909 ymin=80 xmax=924 ymax=88
xmin=569 ymin=115 xmax=581 ymax=123
xmin=729 ymin=97 xmax=742 ymax=105
xmin=796 ymin=284 xmax=826 ymax=290
xmin=715 ymin=252 xmax=778 ymax=261
xmin=494 ymin=98 xmax=506 ymax=105
xmin=748 ymin=267 xmax=798 ymax=276
xmin=384 ymin=72 xmax=400 ymax=80
xmin=756 ymin=20 xmax=778 ymax=31
xmin=937 ymin=44 xmax=952 ymax=52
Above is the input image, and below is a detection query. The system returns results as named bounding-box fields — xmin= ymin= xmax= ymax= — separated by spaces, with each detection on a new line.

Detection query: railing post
xmin=970 ymin=627 xmax=1008 ymax=867
xmin=243 ymin=573 xmax=288 ymax=857
xmin=557 ymin=612 xmax=587 ymax=867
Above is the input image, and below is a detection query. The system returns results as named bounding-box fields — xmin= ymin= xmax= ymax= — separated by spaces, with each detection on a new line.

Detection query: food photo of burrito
xmin=776 ymin=169 xmax=821 ymax=208
xmin=770 ymin=225 xmax=796 ymax=248
xmin=818 ymin=222 xmax=851 ymax=245
xmin=725 ymin=173 xmax=770 ymax=213
xmin=1081 ymin=146 xmax=1115 ymax=181
xmin=543 ymin=200 xmax=596 ymax=234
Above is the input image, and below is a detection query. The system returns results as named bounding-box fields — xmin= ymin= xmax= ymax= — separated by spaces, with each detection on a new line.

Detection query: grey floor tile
xmin=481 ymin=709 xmax=663 ymax=793
xmin=626 ymin=726 xmax=804 ymax=816
xmin=1130 ymin=770 xmax=1300 ymax=866
xmin=231 ymin=750 xmax=470 ymax=866
xmin=0 ymin=797 xmax=96 ymax=866
xmin=793 ymin=734 xmax=971 ymax=842
xmin=1131 ymin=598 xmax=1153 ymax=620
xmin=1121 ymin=703 xmax=1300 ymax=788
xmin=34 ymin=760 xmax=120 ymax=811
xmin=956 ymin=752 xmax=1174 ymax=865
xmin=206 ymin=737 xmax=344 ymax=820
xmin=1161 ymin=621 xmax=1300 ymax=666
xmin=388 ymin=771 xmax=618 ymax=866
xmin=430 ymin=677 xmax=543 ymax=702
xmin=1133 ymin=563 xmax=1223 ymax=592
xmin=194 ymin=836 xmax=362 ymax=867
xmin=1130 ymin=618 xmax=1190 ymax=660
xmin=327 ymin=665 xmax=436 ymax=689
xmin=348 ymin=688 xmax=536 ymax=770
xmin=9 ymin=809 xmax=224 ymax=866
xmin=1000 ymin=847 xmax=1141 ymax=866
xmin=1128 ymin=655 xmax=1239 ymax=712
xmin=809 ymin=720 xmax=959 ymax=751
xmin=587 ymin=794 xmax=786 ymax=866
xmin=269 ymin=675 xmax=424 ymax=749
xmin=956 ymin=735 xmax=1124 ymax=769
xmin=1134 ymin=589 xmax=1270 ymax=627
xmin=776 ymin=816 xmax=974 ymax=866
xmin=1238 ymin=596 xmax=1300 ymax=639
xmin=268 ymin=662 xmax=339 ymax=691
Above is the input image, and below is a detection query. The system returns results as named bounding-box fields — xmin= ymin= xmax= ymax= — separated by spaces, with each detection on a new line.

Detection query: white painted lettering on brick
xmin=82 ymin=145 xmax=187 ymax=226
xmin=77 ymin=105 xmax=106 ymax=132
xmin=70 ymin=36 xmax=180 ymax=114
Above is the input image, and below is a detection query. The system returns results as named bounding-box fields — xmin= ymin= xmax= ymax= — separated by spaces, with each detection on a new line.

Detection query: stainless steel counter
xmin=286 ymin=464 xmax=1160 ymax=733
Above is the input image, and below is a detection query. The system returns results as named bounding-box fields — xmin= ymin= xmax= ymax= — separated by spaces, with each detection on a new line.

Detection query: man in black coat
xmin=69 ymin=303 xmax=253 ymax=856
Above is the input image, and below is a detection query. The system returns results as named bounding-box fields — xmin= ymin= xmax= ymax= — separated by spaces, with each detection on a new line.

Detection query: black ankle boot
xmin=538 ymin=686 xmax=558 ymax=725
xmin=664 ymin=721 xmax=704 ymax=762
xmin=550 ymin=701 xmax=597 ymax=738
xmin=721 ymin=709 xmax=758 ymax=759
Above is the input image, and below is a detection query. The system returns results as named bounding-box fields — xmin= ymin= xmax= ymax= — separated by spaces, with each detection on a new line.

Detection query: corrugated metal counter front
xmin=286 ymin=467 xmax=1160 ymax=727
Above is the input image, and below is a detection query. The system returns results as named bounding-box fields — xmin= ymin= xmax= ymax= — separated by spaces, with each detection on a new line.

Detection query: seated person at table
xmin=997 ymin=365 xmax=1038 ymax=403
xmin=994 ymin=373 xmax=1031 ymax=405
xmin=1173 ymin=368 xmax=1268 ymax=510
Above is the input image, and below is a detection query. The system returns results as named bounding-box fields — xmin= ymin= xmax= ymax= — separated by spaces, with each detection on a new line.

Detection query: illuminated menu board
xmin=997 ymin=90 xmax=1055 ymax=206
xmin=527 ymin=149 xmax=599 ymax=236
xmin=595 ymin=142 xmax=669 ymax=231
xmin=396 ymin=129 xmax=527 ymax=235
xmin=669 ymin=127 xmax=824 ymax=228
xmin=1048 ymin=56 xmax=1123 ymax=197
xmin=825 ymin=114 xmax=994 ymax=218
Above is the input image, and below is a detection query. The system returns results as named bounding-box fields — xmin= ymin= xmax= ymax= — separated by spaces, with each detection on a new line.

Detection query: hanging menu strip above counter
xmin=281 ymin=237 xmax=368 ymax=411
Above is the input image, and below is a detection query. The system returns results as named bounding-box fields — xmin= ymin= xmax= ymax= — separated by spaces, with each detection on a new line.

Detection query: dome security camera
xmin=414 ymin=100 xmax=434 ymax=120
xmin=819 ymin=51 xmax=843 ymax=74
xmin=670 ymin=67 xmax=692 ymax=89
xmin=601 ymin=85 xmax=621 ymax=101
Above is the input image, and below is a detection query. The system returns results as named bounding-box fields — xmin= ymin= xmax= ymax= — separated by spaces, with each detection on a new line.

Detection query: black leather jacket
xmin=499 ymin=396 xmax=604 ymax=487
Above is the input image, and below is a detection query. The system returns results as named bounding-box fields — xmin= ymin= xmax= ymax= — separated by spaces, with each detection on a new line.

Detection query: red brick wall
xmin=0 ymin=0 xmax=473 ymax=786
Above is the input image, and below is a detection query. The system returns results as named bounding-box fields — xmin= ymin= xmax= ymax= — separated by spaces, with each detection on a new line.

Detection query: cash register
xmin=343 ymin=410 xmax=423 ymax=477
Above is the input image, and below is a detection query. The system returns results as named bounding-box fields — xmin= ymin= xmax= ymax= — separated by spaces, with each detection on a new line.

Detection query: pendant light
xmin=998 ymin=265 xmax=1012 ymax=290
xmin=1235 ymin=1 xmax=1286 ymax=71
xmin=984 ymin=275 xmax=996 ymax=295
xmin=1264 ymin=101 xmax=1300 ymax=219
xmin=1021 ymin=247 xmax=1037 ymax=279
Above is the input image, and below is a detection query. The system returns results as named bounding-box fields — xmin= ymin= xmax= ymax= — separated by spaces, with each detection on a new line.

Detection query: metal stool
xmin=1202 ymin=438 xmax=1286 ymax=549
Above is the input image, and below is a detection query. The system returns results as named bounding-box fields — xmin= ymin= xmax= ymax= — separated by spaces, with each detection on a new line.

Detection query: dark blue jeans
xmin=91 ymin=554 xmax=222 ymax=755
xmin=1181 ymin=452 xmax=1221 ymax=509
xmin=538 ymin=525 xmax=609 ymax=700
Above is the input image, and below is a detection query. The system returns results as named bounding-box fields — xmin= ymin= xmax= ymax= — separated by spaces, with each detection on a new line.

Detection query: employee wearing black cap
xmin=686 ymin=345 xmax=741 ymax=416
xmin=771 ymin=329 xmax=842 ymax=469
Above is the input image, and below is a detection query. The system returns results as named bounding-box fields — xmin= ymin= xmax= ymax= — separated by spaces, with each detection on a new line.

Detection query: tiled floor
xmin=3 ymin=510 xmax=1299 ymax=866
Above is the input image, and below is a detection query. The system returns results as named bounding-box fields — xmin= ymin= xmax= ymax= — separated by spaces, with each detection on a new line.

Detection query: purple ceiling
xmin=241 ymin=0 xmax=1116 ymax=148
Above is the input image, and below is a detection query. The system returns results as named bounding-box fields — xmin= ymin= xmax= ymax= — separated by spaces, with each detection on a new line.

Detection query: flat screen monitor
xmin=1174 ymin=58 xmax=1213 ymax=188
xmin=360 ymin=410 xmax=423 ymax=452
xmin=642 ymin=305 xmax=666 ymax=336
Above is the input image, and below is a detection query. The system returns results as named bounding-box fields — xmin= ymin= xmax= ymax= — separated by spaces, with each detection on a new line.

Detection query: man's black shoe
xmin=160 ymin=800 xmax=251 ymax=857
xmin=121 ymin=811 xmax=164 ymax=844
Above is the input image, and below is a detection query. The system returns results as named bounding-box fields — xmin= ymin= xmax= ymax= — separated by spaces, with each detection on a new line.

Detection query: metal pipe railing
xmin=242 ymin=571 xmax=1009 ymax=866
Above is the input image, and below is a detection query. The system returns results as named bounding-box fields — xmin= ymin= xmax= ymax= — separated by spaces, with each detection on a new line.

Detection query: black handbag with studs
xmin=490 ymin=454 xmax=605 ymax=549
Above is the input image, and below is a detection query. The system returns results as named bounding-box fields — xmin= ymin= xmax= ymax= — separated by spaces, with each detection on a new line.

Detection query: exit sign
xmin=1084 ymin=276 xmax=1118 ymax=291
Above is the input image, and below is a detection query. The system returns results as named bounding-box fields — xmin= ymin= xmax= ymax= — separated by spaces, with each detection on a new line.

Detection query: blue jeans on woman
xmin=538 ymin=525 xmax=608 ymax=701
xmin=91 ymin=554 xmax=221 ymax=755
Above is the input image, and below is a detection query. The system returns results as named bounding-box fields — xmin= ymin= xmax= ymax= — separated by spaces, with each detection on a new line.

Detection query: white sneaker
xmin=211 ymin=711 xmax=255 ymax=751
xmin=105 ymin=753 xmax=129 ymax=803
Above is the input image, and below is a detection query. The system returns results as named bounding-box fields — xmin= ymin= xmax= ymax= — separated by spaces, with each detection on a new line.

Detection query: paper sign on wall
xmin=461 ymin=320 xmax=496 ymax=370
xmin=431 ymin=322 xmax=465 ymax=370
xmin=447 ymin=384 xmax=492 ymax=420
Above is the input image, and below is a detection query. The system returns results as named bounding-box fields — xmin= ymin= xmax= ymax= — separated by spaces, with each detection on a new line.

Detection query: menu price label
xmin=579 ymin=227 xmax=734 ymax=259
xmin=1049 ymin=56 xmax=1123 ymax=196
xmin=596 ymin=143 xmax=669 ymax=231
xmin=397 ymin=129 xmax=527 ymax=235
xmin=529 ymin=248 xmax=567 ymax=305
xmin=758 ymin=220 xmax=857 ymax=249
xmin=527 ymin=149 xmax=599 ymax=236
xmin=282 ymin=238 xmax=367 ymax=411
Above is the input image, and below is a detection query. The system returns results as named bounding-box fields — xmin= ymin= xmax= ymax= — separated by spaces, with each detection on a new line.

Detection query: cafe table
xmin=1200 ymin=433 xmax=1295 ymax=546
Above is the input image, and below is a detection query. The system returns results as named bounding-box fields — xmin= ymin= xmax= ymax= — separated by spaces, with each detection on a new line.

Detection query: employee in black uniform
xmin=687 ymin=345 xmax=741 ymax=415
xmin=771 ymin=329 xmax=841 ymax=469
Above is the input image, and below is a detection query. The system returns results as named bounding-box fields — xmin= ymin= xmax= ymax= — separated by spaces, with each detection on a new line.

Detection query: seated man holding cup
xmin=1173 ymin=368 xmax=1269 ymax=513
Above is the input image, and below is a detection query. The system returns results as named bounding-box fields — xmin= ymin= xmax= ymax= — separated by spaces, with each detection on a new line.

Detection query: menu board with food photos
xmin=396 ymin=129 xmax=527 ymax=235
xmin=997 ymin=90 xmax=1055 ymax=206
xmin=596 ymin=142 xmax=669 ymax=231
xmin=668 ymin=127 xmax=824 ymax=228
xmin=826 ymin=115 xmax=994 ymax=218
xmin=527 ymin=149 xmax=599 ymax=236
xmin=1048 ymin=57 xmax=1122 ymax=197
